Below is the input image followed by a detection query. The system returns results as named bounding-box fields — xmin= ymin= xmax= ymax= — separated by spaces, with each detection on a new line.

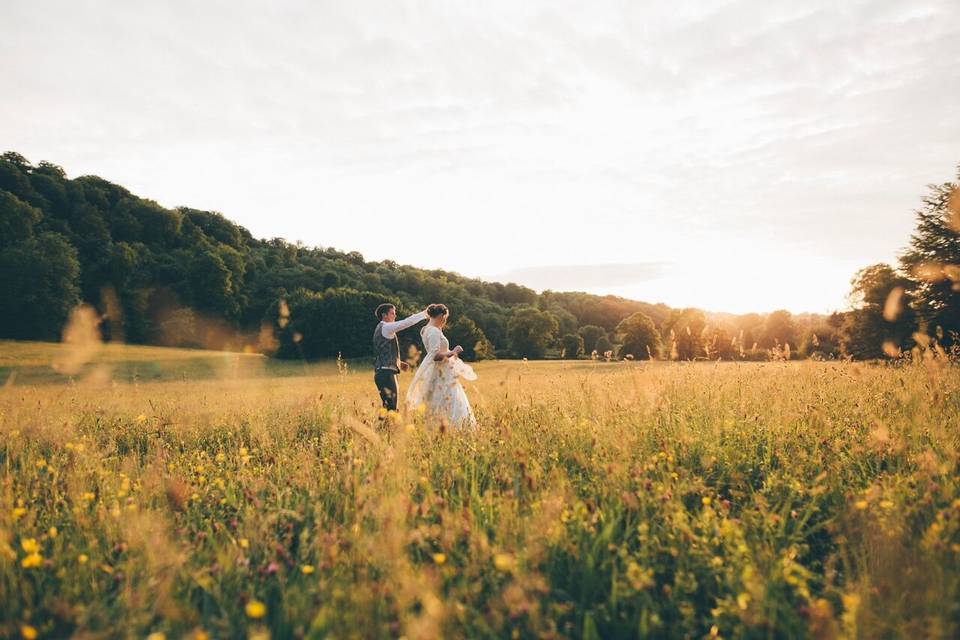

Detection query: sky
xmin=2 ymin=0 xmax=959 ymax=314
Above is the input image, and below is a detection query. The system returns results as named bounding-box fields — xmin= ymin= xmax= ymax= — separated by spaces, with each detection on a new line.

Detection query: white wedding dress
xmin=406 ymin=325 xmax=477 ymax=429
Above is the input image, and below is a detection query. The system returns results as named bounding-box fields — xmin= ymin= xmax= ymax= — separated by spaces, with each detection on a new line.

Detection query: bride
xmin=406 ymin=303 xmax=477 ymax=429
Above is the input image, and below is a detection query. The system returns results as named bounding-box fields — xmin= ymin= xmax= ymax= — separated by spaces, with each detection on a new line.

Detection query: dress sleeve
xmin=422 ymin=326 xmax=439 ymax=354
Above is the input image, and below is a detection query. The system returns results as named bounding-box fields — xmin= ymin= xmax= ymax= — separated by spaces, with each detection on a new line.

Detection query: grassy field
xmin=1 ymin=342 xmax=959 ymax=638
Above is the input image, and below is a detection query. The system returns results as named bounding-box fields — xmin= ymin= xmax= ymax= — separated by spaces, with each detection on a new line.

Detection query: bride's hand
xmin=452 ymin=345 xmax=463 ymax=356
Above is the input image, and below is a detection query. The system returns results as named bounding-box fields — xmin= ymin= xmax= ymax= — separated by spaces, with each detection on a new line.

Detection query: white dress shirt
xmin=381 ymin=311 xmax=428 ymax=339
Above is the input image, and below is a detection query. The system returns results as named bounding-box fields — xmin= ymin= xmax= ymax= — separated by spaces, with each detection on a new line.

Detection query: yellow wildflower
xmin=21 ymin=538 xmax=39 ymax=554
xmin=301 ymin=565 xmax=315 ymax=575
xmin=493 ymin=553 xmax=515 ymax=573
xmin=432 ymin=553 xmax=446 ymax=565
xmin=245 ymin=599 xmax=267 ymax=619
xmin=145 ymin=633 xmax=165 ymax=640
xmin=12 ymin=507 xmax=27 ymax=520
xmin=78 ymin=554 xmax=89 ymax=564
xmin=47 ymin=527 xmax=57 ymax=539
xmin=21 ymin=625 xmax=37 ymax=640
xmin=238 ymin=538 xmax=249 ymax=549
xmin=21 ymin=553 xmax=43 ymax=569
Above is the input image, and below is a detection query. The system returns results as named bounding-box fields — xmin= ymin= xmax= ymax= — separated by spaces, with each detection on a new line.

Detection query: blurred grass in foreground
xmin=1 ymin=344 xmax=959 ymax=638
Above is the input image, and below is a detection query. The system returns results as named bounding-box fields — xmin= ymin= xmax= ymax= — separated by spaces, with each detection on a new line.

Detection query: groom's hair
xmin=375 ymin=303 xmax=395 ymax=320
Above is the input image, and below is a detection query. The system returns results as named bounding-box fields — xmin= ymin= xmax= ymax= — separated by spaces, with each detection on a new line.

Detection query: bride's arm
xmin=434 ymin=345 xmax=463 ymax=361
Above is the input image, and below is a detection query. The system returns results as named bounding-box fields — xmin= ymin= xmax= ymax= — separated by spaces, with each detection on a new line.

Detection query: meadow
xmin=2 ymin=341 xmax=959 ymax=639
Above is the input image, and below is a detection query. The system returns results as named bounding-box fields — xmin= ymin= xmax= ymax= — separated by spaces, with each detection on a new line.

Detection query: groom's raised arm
xmin=381 ymin=310 xmax=428 ymax=339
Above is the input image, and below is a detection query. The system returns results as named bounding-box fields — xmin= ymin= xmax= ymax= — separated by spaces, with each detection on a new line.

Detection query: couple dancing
xmin=373 ymin=303 xmax=477 ymax=429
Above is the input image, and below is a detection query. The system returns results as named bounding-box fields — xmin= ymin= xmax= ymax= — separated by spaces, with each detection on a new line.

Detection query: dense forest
xmin=1 ymin=151 xmax=957 ymax=362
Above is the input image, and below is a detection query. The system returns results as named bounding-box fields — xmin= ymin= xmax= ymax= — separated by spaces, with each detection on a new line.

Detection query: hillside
xmin=0 ymin=151 xmax=830 ymax=360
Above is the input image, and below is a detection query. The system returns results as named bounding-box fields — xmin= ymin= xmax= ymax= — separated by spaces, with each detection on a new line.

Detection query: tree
xmin=760 ymin=310 xmax=797 ymax=350
xmin=445 ymin=314 xmax=494 ymax=361
xmin=0 ymin=191 xmax=42 ymax=247
xmin=561 ymin=333 xmax=584 ymax=359
xmin=615 ymin=312 xmax=661 ymax=360
xmin=663 ymin=308 xmax=706 ymax=360
xmin=594 ymin=334 xmax=614 ymax=357
xmin=0 ymin=232 xmax=81 ymax=340
xmin=577 ymin=325 xmax=607 ymax=353
xmin=899 ymin=170 xmax=960 ymax=341
xmin=839 ymin=263 xmax=916 ymax=359
xmin=507 ymin=307 xmax=558 ymax=358
xmin=546 ymin=307 xmax=578 ymax=339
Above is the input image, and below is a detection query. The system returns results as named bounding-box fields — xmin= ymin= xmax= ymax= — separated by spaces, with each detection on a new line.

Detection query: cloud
xmin=1 ymin=0 xmax=958 ymax=312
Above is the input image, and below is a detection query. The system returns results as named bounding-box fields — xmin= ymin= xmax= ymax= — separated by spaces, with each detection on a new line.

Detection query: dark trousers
xmin=374 ymin=369 xmax=399 ymax=411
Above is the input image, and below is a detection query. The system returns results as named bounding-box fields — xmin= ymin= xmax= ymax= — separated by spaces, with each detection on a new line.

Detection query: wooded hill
xmin=8 ymin=150 xmax=917 ymax=362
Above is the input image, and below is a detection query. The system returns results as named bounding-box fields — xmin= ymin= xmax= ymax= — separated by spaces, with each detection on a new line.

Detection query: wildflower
xmin=238 ymin=538 xmax=249 ymax=549
xmin=493 ymin=553 xmax=515 ymax=573
xmin=35 ymin=459 xmax=47 ymax=469
xmin=47 ymin=527 xmax=57 ymax=539
xmin=736 ymin=593 xmax=750 ymax=610
xmin=136 ymin=414 xmax=147 ymax=424
xmin=21 ymin=625 xmax=37 ymax=640
xmin=854 ymin=500 xmax=868 ymax=510
xmin=21 ymin=553 xmax=43 ymax=569
xmin=702 ymin=497 xmax=712 ymax=506
xmin=432 ymin=553 xmax=446 ymax=565
xmin=78 ymin=554 xmax=88 ymax=564
xmin=12 ymin=507 xmax=27 ymax=520
xmin=21 ymin=538 xmax=40 ymax=554
xmin=146 ymin=633 xmax=165 ymax=640
xmin=625 ymin=562 xmax=654 ymax=590
xmin=301 ymin=565 xmax=315 ymax=575
xmin=245 ymin=599 xmax=267 ymax=619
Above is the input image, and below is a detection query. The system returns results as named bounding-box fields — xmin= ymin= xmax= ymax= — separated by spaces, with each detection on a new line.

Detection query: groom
xmin=373 ymin=303 xmax=428 ymax=412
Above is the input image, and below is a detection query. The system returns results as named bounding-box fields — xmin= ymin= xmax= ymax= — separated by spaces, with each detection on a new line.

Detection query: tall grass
xmin=1 ymin=356 xmax=959 ymax=638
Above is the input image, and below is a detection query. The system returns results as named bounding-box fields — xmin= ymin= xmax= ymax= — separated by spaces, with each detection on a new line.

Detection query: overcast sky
xmin=3 ymin=0 xmax=958 ymax=313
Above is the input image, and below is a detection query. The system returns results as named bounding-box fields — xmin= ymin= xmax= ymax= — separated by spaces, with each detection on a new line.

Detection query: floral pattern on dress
xmin=406 ymin=325 xmax=477 ymax=429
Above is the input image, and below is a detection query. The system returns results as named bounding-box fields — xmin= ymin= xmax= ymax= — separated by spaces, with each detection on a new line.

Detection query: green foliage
xmin=560 ymin=333 xmax=584 ymax=359
xmin=275 ymin=288 xmax=400 ymax=359
xmin=507 ymin=307 xmax=559 ymax=358
xmin=445 ymin=314 xmax=494 ymax=361
xmin=0 ymin=191 xmax=42 ymax=247
xmin=663 ymin=309 xmax=707 ymax=360
xmin=594 ymin=334 xmax=614 ymax=356
xmin=899 ymin=171 xmax=960 ymax=340
xmin=761 ymin=310 xmax=797 ymax=350
xmin=615 ymin=312 xmax=661 ymax=360
xmin=839 ymin=264 xmax=916 ymax=359
xmin=0 ymin=232 xmax=81 ymax=340
xmin=577 ymin=325 xmax=607 ymax=354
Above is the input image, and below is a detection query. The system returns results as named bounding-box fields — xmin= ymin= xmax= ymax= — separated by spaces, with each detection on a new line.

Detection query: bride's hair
xmin=426 ymin=303 xmax=449 ymax=327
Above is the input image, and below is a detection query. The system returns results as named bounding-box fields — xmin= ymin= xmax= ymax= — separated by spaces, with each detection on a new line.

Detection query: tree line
xmin=1 ymin=151 xmax=956 ymax=362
